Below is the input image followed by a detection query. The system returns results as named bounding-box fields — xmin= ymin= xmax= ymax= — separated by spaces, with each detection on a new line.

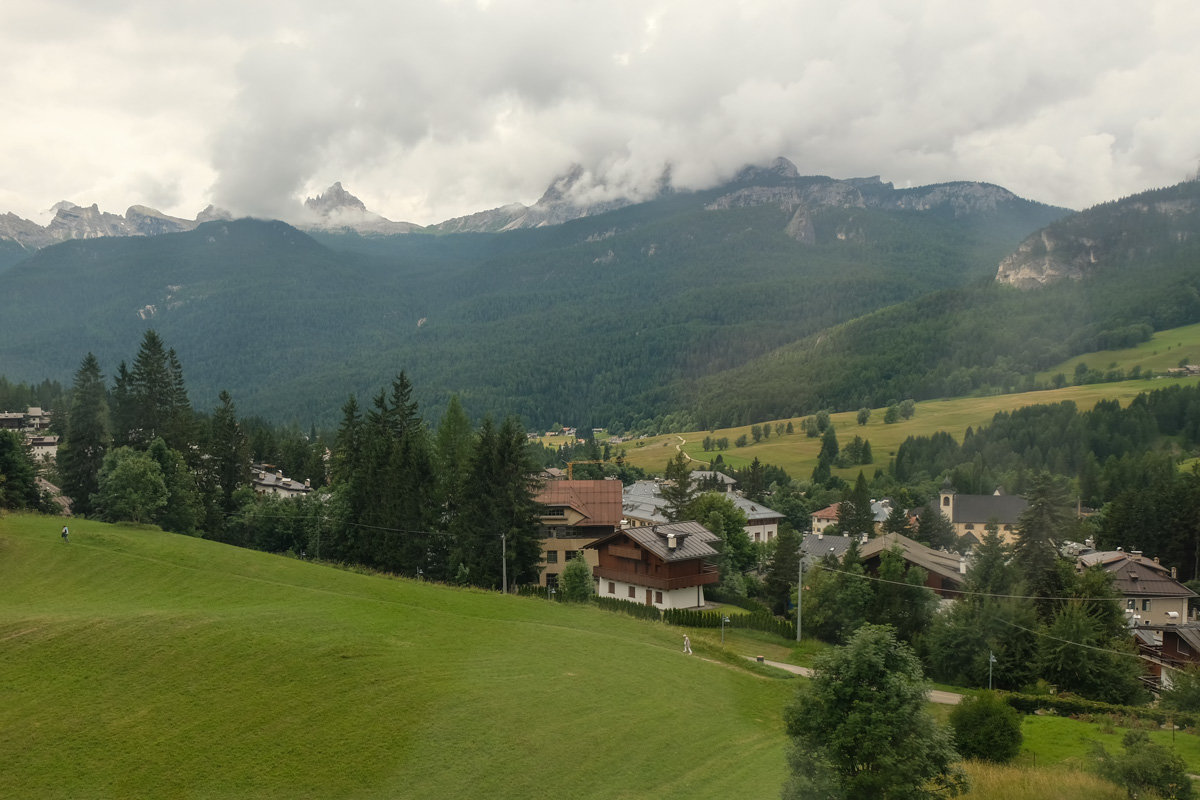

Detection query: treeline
xmin=15 ymin=330 xmax=550 ymax=591
xmin=683 ymin=229 xmax=1200 ymax=428
xmin=0 ymin=376 xmax=64 ymax=413
xmin=895 ymin=384 xmax=1200 ymax=508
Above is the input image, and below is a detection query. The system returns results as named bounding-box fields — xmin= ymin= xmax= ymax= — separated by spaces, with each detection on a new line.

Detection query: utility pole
xmin=501 ymin=532 xmax=508 ymax=594
xmin=797 ymin=555 xmax=803 ymax=643
xmin=989 ymin=650 xmax=996 ymax=690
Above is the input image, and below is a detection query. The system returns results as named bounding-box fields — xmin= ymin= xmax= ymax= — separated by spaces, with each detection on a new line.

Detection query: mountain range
xmin=4 ymin=158 xmax=1196 ymax=431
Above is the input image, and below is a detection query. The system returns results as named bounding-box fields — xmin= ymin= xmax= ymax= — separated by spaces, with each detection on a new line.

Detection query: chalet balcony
xmin=593 ymin=564 xmax=719 ymax=591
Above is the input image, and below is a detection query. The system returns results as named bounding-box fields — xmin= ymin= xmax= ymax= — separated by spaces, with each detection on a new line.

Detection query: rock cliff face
xmin=0 ymin=202 xmax=206 ymax=250
xmin=705 ymin=161 xmax=1041 ymax=244
xmin=995 ymin=181 xmax=1200 ymax=288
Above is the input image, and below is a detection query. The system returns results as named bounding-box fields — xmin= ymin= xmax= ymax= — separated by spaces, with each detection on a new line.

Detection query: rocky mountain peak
xmin=304 ymin=182 xmax=368 ymax=216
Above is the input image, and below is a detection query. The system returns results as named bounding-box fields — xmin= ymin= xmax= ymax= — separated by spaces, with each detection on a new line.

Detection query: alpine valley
xmin=2 ymin=157 xmax=1199 ymax=431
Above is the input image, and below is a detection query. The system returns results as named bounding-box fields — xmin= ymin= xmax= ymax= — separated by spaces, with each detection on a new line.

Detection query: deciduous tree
xmin=783 ymin=624 xmax=967 ymax=800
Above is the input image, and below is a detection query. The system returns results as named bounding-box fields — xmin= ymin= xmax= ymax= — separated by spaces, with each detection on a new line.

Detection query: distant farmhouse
xmin=533 ymin=479 xmax=623 ymax=590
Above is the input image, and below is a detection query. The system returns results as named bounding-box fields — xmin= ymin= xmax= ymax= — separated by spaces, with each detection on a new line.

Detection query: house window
xmin=1127 ymin=599 xmax=1136 ymax=610
xmin=1181 ymin=639 xmax=1192 ymax=656
xmin=655 ymin=591 xmax=663 ymax=604
xmin=543 ymin=507 xmax=566 ymax=517
xmin=546 ymin=574 xmax=558 ymax=589
xmin=608 ymin=581 xmax=615 ymax=594
xmin=565 ymin=550 xmax=578 ymax=561
xmin=1003 ymin=525 xmax=1013 ymax=531
xmin=628 ymin=586 xmax=636 ymax=598
xmin=964 ymin=523 xmax=975 ymax=531
xmin=1143 ymin=599 xmax=1152 ymax=612
xmin=545 ymin=550 xmax=558 ymax=564
xmin=942 ymin=496 xmax=950 ymax=506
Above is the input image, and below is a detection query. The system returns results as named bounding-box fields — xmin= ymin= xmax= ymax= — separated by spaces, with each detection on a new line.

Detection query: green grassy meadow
xmin=620 ymin=377 xmax=1200 ymax=481
xmin=0 ymin=514 xmax=794 ymax=799
xmin=8 ymin=512 xmax=1199 ymax=798
xmin=1037 ymin=321 xmax=1200 ymax=383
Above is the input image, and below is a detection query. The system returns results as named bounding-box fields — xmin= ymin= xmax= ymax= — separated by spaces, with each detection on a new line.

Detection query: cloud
xmin=2 ymin=1 xmax=1199 ymax=224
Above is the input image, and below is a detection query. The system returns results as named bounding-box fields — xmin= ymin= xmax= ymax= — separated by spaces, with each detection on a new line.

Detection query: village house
xmin=586 ymin=520 xmax=720 ymax=610
xmin=800 ymin=531 xmax=968 ymax=598
xmin=809 ymin=499 xmax=897 ymax=535
xmin=1077 ymin=549 xmax=1196 ymax=628
xmin=621 ymin=477 xmax=784 ymax=543
xmin=26 ymin=434 xmax=59 ymax=462
xmin=1135 ymin=623 xmax=1200 ymax=692
xmin=534 ymin=479 xmax=623 ymax=589
xmin=251 ymin=467 xmax=312 ymax=497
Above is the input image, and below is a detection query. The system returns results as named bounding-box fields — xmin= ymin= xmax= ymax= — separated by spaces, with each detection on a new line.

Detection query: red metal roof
xmin=535 ymin=479 xmax=624 ymax=528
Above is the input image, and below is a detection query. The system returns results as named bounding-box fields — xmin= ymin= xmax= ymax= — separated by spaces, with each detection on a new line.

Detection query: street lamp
xmin=988 ymin=650 xmax=997 ymax=690
xmin=721 ymin=615 xmax=731 ymax=645
xmin=549 ymin=587 xmax=556 ymax=602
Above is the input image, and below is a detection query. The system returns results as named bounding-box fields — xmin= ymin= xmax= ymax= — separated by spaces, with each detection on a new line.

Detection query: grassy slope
xmin=0 ymin=514 xmax=793 ymax=800
xmin=1037 ymin=320 xmax=1200 ymax=382
xmin=5 ymin=514 xmax=1195 ymax=797
xmin=620 ymin=376 xmax=1200 ymax=480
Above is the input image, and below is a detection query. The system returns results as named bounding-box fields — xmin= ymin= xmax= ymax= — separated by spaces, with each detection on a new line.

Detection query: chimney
xmin=1172 ymin=566 xmax=1178 ymax=579
xmin=305 ymin=478 xmax=311 ymax=489
xmin=959 ymin=557 xmax=967 ymax=575
xmin=667 ymin=534 xmax=677 ymax=551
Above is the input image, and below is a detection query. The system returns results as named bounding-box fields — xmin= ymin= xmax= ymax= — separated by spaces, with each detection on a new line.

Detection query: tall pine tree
xmin=60 ymin=352 xmax=109 ymax=517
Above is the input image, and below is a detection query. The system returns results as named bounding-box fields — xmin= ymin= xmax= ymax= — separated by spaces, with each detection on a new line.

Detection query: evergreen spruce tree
xmin=449 ymin=417 xmax=543 ymax=589
xmin=661 ymin=451 xmax=697 ymax=521
xmin=881 ymin=502 xmax=913 ymax=537
xmin=60 ymin=353 xmax=109 ymax=517
xmin=209 ymin=391 xmax=251 ymax=518
xmin=837 ymin=472 xmax=876 ymax=539
xmin=1013 ymin=472 xmax=1073 ymax=613
xmin=766 ymin=524 xmax=801 ymax=616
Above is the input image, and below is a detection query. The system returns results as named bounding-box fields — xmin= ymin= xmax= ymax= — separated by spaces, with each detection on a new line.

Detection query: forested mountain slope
xmin=0 ymin=169 xmax=1067 ymax=427
xmin=682 ymin=179 xmax=1200 ymax=427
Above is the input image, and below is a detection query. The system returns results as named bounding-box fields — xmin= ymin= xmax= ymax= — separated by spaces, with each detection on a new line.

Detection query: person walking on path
xmin=61 ymin=525 xmax=69 ymax=543
xmin=683 ymin=634 xmax=692 ymax=655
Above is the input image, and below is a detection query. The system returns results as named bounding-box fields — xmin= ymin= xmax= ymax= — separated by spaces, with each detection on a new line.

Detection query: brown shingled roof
xmin=535 ymin=479 xmax=623 ymax=527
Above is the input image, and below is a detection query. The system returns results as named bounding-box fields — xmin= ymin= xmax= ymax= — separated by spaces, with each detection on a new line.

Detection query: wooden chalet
xmin=586 ymin=521 xmax=720 ymax=610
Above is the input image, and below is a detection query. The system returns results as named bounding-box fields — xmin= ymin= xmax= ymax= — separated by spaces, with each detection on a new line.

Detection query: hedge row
xmin=706 ymin=589 xmax=773 ymax=615
xmin=590 ymin=596 xmax=794 ymax=639
xmin=1004 ymin=692 xmax=1200 ymax=729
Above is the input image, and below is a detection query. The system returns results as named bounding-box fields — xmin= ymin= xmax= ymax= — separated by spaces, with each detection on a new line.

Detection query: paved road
xmin=748 ymin=657 xmax=963 ymax=705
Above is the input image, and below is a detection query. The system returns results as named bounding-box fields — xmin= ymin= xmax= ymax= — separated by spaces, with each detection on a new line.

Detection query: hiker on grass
xmin=683 ymin=634 xmax=692 ymax=655
xmin=61 ymin=525 xmax=69 ymax=543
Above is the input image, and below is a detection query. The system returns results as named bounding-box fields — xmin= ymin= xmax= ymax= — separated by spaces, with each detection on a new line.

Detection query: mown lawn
xmin=0 ymin=513 xmax=795 ymax=800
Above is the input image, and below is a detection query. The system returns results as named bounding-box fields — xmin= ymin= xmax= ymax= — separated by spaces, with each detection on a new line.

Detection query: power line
xmin=815 ymin=562 xmax=1140 ymax=604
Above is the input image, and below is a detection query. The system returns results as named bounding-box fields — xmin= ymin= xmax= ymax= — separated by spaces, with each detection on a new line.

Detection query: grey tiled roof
xmin=949 ymin=494 xmax=1027 ymax=525
xmin=588 ymin=521 xmax=719 ymax=562
xmin=801 ymin=533 xmax=854 ymax=561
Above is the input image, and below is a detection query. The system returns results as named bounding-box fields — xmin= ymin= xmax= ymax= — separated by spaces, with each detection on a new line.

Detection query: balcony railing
xmin=593 ymin=564 xmax=719 ymax=590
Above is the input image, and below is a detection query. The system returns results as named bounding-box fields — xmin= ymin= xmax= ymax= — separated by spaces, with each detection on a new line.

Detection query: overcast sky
xmin=2 ymin=1 xmax=1197 ymax=226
